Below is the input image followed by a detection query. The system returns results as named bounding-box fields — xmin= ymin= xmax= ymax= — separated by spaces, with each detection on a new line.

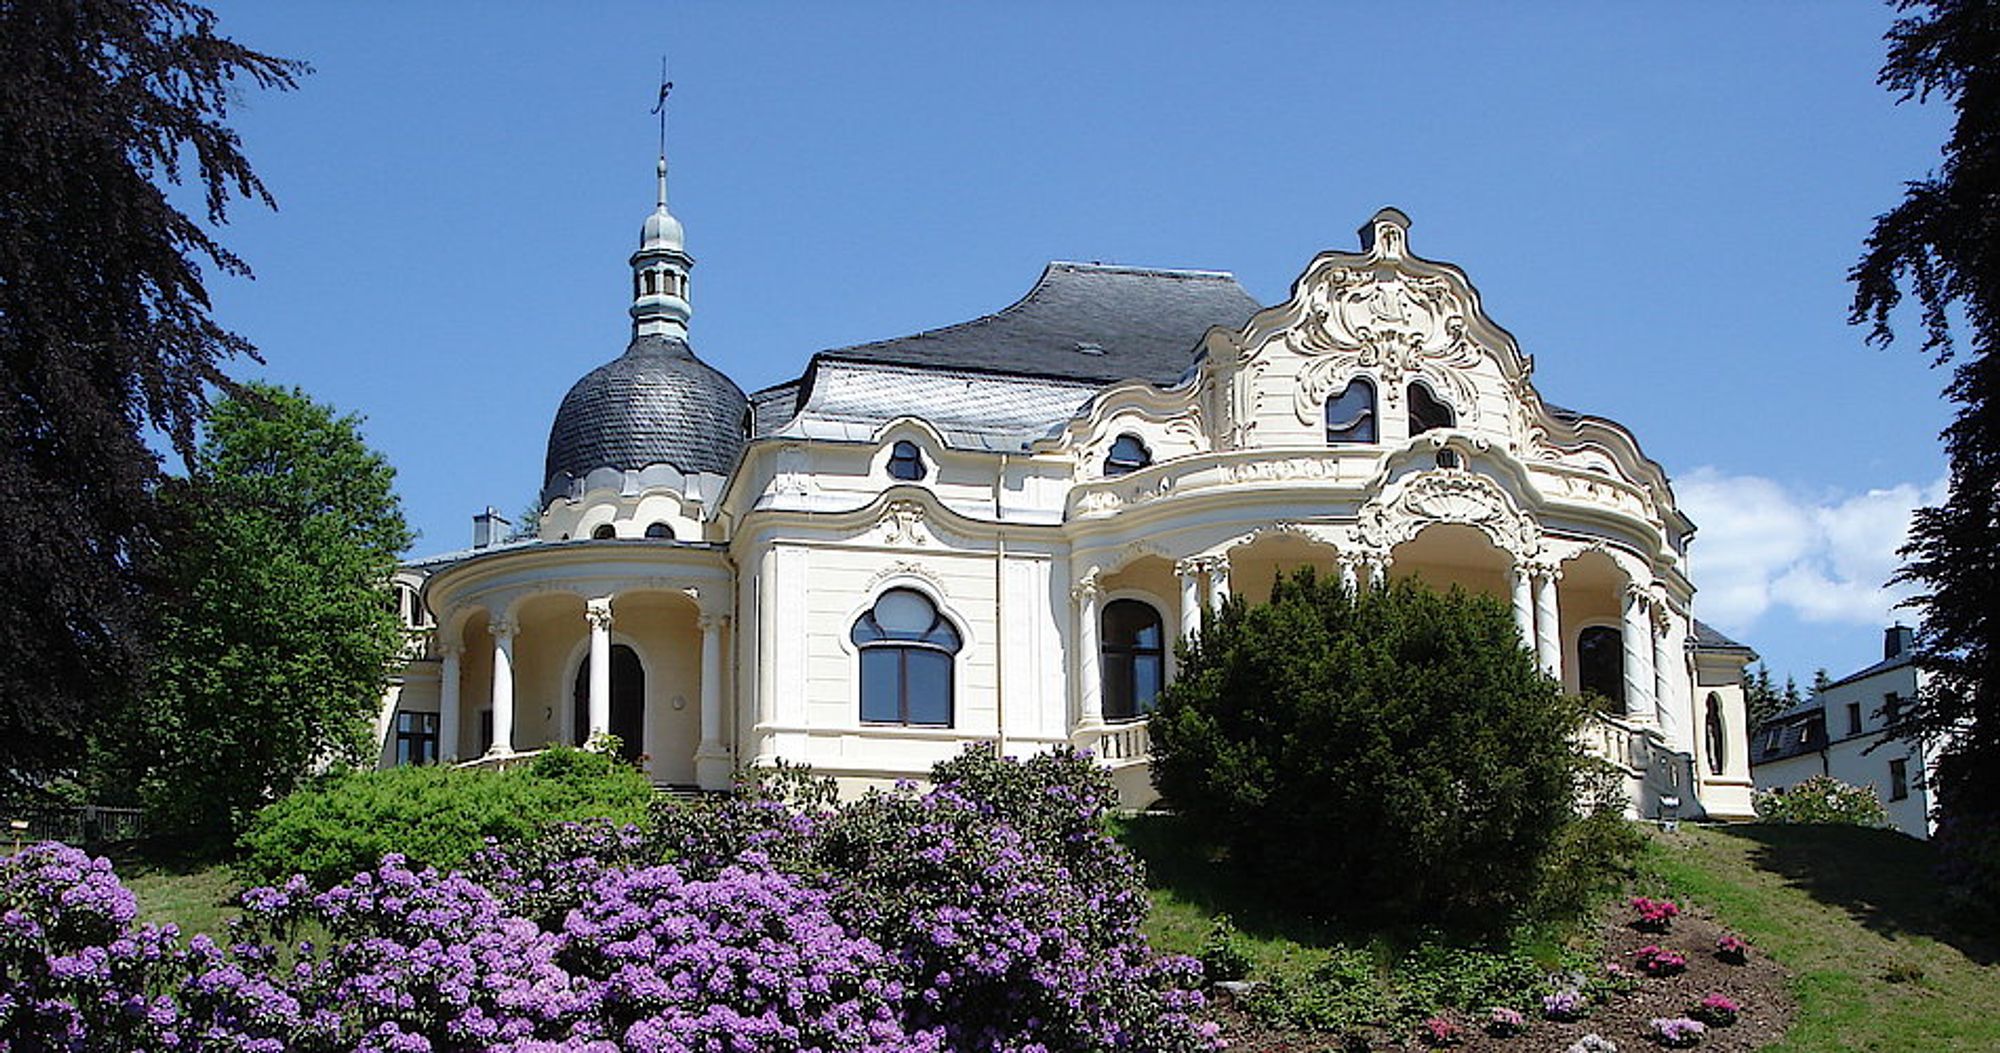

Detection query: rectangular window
xmin=1847 ymin=702 xmax=1862 ymax=736
xmin=394 ymin=710 xmax=440 ymax=766
xmin=1884 ymin=693 xmax=1901 ymax=726
xmin=1889 ymin=758 xmax=1910 ymax=801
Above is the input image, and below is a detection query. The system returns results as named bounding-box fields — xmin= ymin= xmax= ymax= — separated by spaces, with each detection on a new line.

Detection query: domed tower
xmin=540 ymin=146 xmax=749 ymax=539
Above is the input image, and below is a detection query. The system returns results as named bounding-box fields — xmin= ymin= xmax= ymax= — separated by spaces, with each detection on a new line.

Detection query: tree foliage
xmin=1850 ymin=1 xmax=2000 ymax=856
xmin=126 ymin=384 xmax=410 ymax=835
xmin=1148 ymin=571 xmax=1592 ymax=933
xmin=0 ymin=0 xmax=302 ymax=792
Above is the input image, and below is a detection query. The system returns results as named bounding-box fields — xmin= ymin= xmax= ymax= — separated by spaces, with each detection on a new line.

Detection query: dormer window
xmin=1325 ymin=377 xmax=1377 ymax=444
xmin=592 ymin=524 xmax=616 ymax=540
xmin=887 ymin=441 xmax=927 ymax=482
xmin=644 ymin=521 xmax=675 ymax=540
xmin=1105 ymin=434 xmax=1151 ymax=477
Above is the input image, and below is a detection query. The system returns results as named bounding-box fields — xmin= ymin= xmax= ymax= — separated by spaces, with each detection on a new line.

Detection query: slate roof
xmin=1824 ymin=650 xmax=1918 ymax=691
xmin=1691 ymin=620 xmax=1756 ymax=656
xmin=544 ymin=334 xmax=749 ymax=498
xmin=812 ymin=262 xmax=1262 ymax=387
xmin=1753 ymin=706 xmax=1827 ymax=765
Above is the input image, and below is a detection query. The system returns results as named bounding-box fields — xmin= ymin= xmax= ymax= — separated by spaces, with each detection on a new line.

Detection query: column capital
xmin=1623 ymin=582 xmax=1653 ymax=608
xmin=697 ymin=612 xmax=728 ymax=631
xmin=1173 ymin=557 xmax=1204 ymax=579
xmin=1525 ymin=559 xmax=1563 ymax=582
xmin=437 ymin=639 xmax=464 ymax=659
xmin=489 ymin=617 xmax=516 ymax=641
xmin=1071 ymin=572 xmax=1101 ymax=603
xmin=584 ymin=597 xmax=615 ymax=631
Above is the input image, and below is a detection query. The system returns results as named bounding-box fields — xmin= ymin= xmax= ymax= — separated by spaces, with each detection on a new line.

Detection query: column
xmin=1176 ymin=559 xmax=1202 ymax=641
xmin=1653 ymin=614 xmax=1681 ymax=746
xmin=1339 ymin=554 xmax=1360 ymax=597
xmin=438 ymin=641 xmax=462 ymax=763
xmin=1621 ymin=586 xmax=1656 ymax=722
xmin=1533 ymin=566 xmax=1561 ymax=680
xmin=1075 ymin=575 xmax=1103 ymax=728
xmin=696 ymin=611 xmax=732 ymax=790
xmin=1365 ymin=553 xmax=1391 ymax=592
xmin=489 ymin=618 xmax=516 ymax=754
xmin=585 ymin=598 xmax=613 ymax=744
xmin=1509 ymin=564 xmax=1535 ymax=650
xmin=1209 ymin=558 xmax=1231 ymax=614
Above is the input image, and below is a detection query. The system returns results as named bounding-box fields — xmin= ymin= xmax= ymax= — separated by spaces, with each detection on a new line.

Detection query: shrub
xmin=1714 ymin=933 xmax=1750 ymax=965
xmin=1649 ymin=1016 xmax=1706 ymax=1048
xmin=1198 ymin=915 xmax=1253 ymax=983
xmin=1542 ymin=987 xmax=1587 ymax=1021
xmin=237 ymin=745 xmax=653 ymax=887
xmin=1418 ymin=1015 xmax=1462 ymax=1047
xmin=1150 ymin=571 xmax=1589 ymax=932
xmin=1633 ymin=945 xmax=1687 ymax=977
xmin=1690 ymin=993 xmax=1739 ymax=1026
xmin=1629 ymin=896 xmax=1679 ymax=932
xmin=1751 ymin=774 xmax=1890 ymax=827
xmin=1487 ymin=1005 xmax=1527 ymax=1036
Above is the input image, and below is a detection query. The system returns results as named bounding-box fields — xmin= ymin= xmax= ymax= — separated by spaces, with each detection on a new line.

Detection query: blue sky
xmin=198 ymin=2 xmax=1952 ymax=690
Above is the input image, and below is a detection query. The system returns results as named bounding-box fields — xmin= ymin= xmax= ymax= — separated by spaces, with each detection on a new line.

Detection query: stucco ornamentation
xmin=1356 ymin=469 xmax=1541 ymax=558
xmin=865 ymin=560 xmax=946 ymax=592
xmin=878 ymin=500 xmax=929 ymax=546
xmin=1227 ymin=456 xmax=1343 ymax=483
xmin=1285 ymin=262 xmax=1484 ymax=426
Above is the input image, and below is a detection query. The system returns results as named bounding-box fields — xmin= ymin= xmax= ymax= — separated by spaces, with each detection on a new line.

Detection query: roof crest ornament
xmin=651 ymin=57 xmax=672 ymax=209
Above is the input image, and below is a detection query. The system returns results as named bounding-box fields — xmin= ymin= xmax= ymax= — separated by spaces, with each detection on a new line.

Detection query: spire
xmin=630 ymin=68 xmax=691 ymax=340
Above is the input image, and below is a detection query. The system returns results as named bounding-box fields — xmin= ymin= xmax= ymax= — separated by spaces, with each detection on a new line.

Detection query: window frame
xmin=1889 ymin=757 xmax=1911 ymax=801
xmin=395 ymin=710 xmax=440 ymax=766
xmin=1324 ymin=376 xmax=1378 ymax=444
xmin=1100 ymin=598 xmax=1166 ymax=722
xmin=851 ymin=588 xmax=960 ymax=728
xmin=1407 ymin=380 xmax=1456 ymax=437
xmin=1104 ymin=433 xmax=1152 ymax=477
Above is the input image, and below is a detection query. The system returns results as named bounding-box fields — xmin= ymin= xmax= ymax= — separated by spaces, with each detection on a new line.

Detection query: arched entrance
xmin=572 ymin=644 xmax=645 ymax=762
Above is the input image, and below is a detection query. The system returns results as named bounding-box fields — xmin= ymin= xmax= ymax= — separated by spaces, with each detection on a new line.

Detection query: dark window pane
xmin=1103 ymin=655 xmax=1136 ymax=721
xmin=1578 ymin=626 xmax=1624 ymax=708
xmin=888 ymin=441 xmax=926 ymax=481
xmin=1408 ymin=381 xmax=1455 ymax=435
xmin=644 ymin=521 xmax=674 ymax=540
xmin=1326 ymin=377 xmax=1377 ymax=443
xmin=873 ymin=589 xmax=936 ymax=635
xmin=1106 ymin=434 xmax=1151 ymax=476
xmin=905 ymin=651 xmax=953 ymax=726
xmin=860 ymin=650 xmax=902 ymax=723
xmin=1134 ymin=654 xmax=1163 ymax=714
xmin=592 ymin=524 xmax=616 ymax=540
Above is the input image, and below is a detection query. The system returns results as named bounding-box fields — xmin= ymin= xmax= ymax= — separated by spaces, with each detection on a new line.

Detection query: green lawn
xmin=112 ymin=845 xmax=240 ymax=939
xmin=1641 ymin=823 xmax=2000 ymax=1052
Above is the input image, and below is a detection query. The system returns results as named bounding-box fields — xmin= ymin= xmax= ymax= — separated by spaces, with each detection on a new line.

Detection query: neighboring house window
xmin=1883 ymin=692 xmax=1901 ymax=726
xmin=1889 ymin=758 xmax=1910 ymax=801
xmin=395 ymin=711 xmax=439 ymax=766
xmin=592 ymin=524 xmax=616 ymax=540
xmin=1325 ymin=377 xmax=1377 ymax=443
xmin=887 ymin=441 xmax=927 ymax=481
xmin=1705 ymin=694 xmax=1725 ymax=775
xmin=644 ymin=521 xmax=675 ymax=540
xmin=1847 ymin=702 xmax=1862 ymax=736
xmin=1408 ymin=381 xmax=1456 ymax=435
xmin=1105 ymin=434 xmax=1151 ymax=477
xmin=1101 ymin=599 xmax=1165 ymax=721
xmin=852 ymin=588 xmax=960 ymax=726
xmin=1577 ymin=626 xmax=1624 ymax=708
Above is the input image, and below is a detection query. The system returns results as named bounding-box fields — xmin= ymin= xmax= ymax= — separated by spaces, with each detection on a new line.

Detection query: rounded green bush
xmin=1149 ymin=570 xmax=1588 ymax=932
xmin=237 ymin=746 xmax=653 ymax=888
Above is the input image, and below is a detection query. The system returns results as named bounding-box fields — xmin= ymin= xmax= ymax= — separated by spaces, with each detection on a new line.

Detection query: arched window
xmin=571 ymin=644 xmax=646 ymax=762
xmin=887 ymin=440 xmax=927 ymax=481
xmin=1102 ymin=600 xmax=1165 ymax=721
xmin=1578 ymin=626 xmax=1624 ymax=709
xmin=1705 ymin=694 xmax=1726 ymax=775
xmin=1408 ymin=381 xmax=1456 ymax=437
xmin=851 ymin=588 xmax=960 ymax=726
xmin=592 ymin=524 xmax=617 ymax=540
xmin=1325 ymin=377 xmax=1377 ymax=443
xmin=1105 ymin=434 xmax=1151 ymax=477
xmin=644 ymin=521 xmax=675 ymax=540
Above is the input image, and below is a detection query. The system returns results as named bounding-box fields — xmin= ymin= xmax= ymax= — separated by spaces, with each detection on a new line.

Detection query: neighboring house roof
xmin=1691 ymin=619 xmax=1756 ymax=656
xmin=811 ymin=261 xmax=1262 ymax=387
xmin=1752 ymin=706 xmax=1826 ymax=765
xmin=1824 ymin=650 xmax=1918 ymax=691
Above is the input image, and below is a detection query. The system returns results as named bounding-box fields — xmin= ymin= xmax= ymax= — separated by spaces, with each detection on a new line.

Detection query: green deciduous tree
xmin=126 ymin=384 xmax=410 ymax=836
xmin=1850 ymin=0 xmax=2000 ymax=898
xmin=0 ymin=0 xmax=302 ymax=793
xmin=1148 ymin=570 xmax=1593 ymax=932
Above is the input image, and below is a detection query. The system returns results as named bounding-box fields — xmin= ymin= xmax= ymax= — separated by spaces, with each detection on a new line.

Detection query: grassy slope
xmin=1640 ymin=824 xmax=2000 ymax=1052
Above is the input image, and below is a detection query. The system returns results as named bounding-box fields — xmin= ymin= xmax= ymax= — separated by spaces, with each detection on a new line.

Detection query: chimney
xmin=1885 ymin=623 xmax=1915 ymax=660
xmin=472 ymin=506 xmax=512 ymax=550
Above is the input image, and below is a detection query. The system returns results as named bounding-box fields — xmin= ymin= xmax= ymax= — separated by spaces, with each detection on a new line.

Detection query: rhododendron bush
xmin=0 ymin=746 xmax=1217 ymax=1052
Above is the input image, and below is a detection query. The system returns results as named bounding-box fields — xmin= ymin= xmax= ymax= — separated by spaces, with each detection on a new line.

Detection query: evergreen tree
xmin=1850 ymin=1 xmax=2000 ymax=811
xmin=127 ymin=385 xmax=410 ymax=836
xmin=1744 ymin=662 xmax=1783 ymax=730
xmin=1813 ymin=667 xmax=1834 ymax=695
xmin=0 ymin=0 xmax=302 ymax=793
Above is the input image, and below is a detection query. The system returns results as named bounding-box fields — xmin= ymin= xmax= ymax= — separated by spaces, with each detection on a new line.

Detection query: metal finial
xmin=651 ymin=57 xmax=673 ymax=204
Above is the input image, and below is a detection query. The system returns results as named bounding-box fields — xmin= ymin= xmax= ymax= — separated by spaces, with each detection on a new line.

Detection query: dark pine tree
xmin=1850 ymin=0 xmax=2000 ymax=903
xmin=0 ymin=1 xmax=301 ymax=794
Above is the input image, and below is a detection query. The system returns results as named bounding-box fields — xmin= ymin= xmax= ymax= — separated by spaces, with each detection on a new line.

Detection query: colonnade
xmin=431 ymin=597 xmax=729 ymax=769
xmin=1071 ymin=547 xmax=1689 ymax=747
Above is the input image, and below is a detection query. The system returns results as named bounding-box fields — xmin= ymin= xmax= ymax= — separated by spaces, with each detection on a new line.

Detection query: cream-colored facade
xmin=380 ymin=185 xmax=1758 ymax=820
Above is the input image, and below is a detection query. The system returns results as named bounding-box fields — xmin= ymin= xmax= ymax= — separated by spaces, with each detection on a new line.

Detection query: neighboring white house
xmin=376 ymin=150 xmax=1760 ymax=819
xmin=1751 ymin=625 xmax=1936 ymax=837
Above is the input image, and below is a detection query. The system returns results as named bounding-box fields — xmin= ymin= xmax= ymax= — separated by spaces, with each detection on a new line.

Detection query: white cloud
xmin=1676 ymin=467 xmax=1945 ymax=635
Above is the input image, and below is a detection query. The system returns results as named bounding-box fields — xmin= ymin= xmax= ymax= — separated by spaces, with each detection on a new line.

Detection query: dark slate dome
xmin=543 ymin=334 xmax=749 ymax=492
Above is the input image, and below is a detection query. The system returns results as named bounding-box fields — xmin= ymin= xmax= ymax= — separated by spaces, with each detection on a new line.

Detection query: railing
xmin=399 ymin=627 xmax=438 ymax=663
xmin=1580 ymin=713 xmax=1702 ymax=821
xmin=3 ymin=805 xmax=145 ymax=848
xmin=1088 ymin=721 xmax=1152 ymax=765
xmin=452 ymin=749 xmax=545 ymax=774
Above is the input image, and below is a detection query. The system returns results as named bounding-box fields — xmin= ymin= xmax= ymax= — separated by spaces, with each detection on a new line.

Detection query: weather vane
xmin=651 ymin=56 xmax=672 ymax=159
